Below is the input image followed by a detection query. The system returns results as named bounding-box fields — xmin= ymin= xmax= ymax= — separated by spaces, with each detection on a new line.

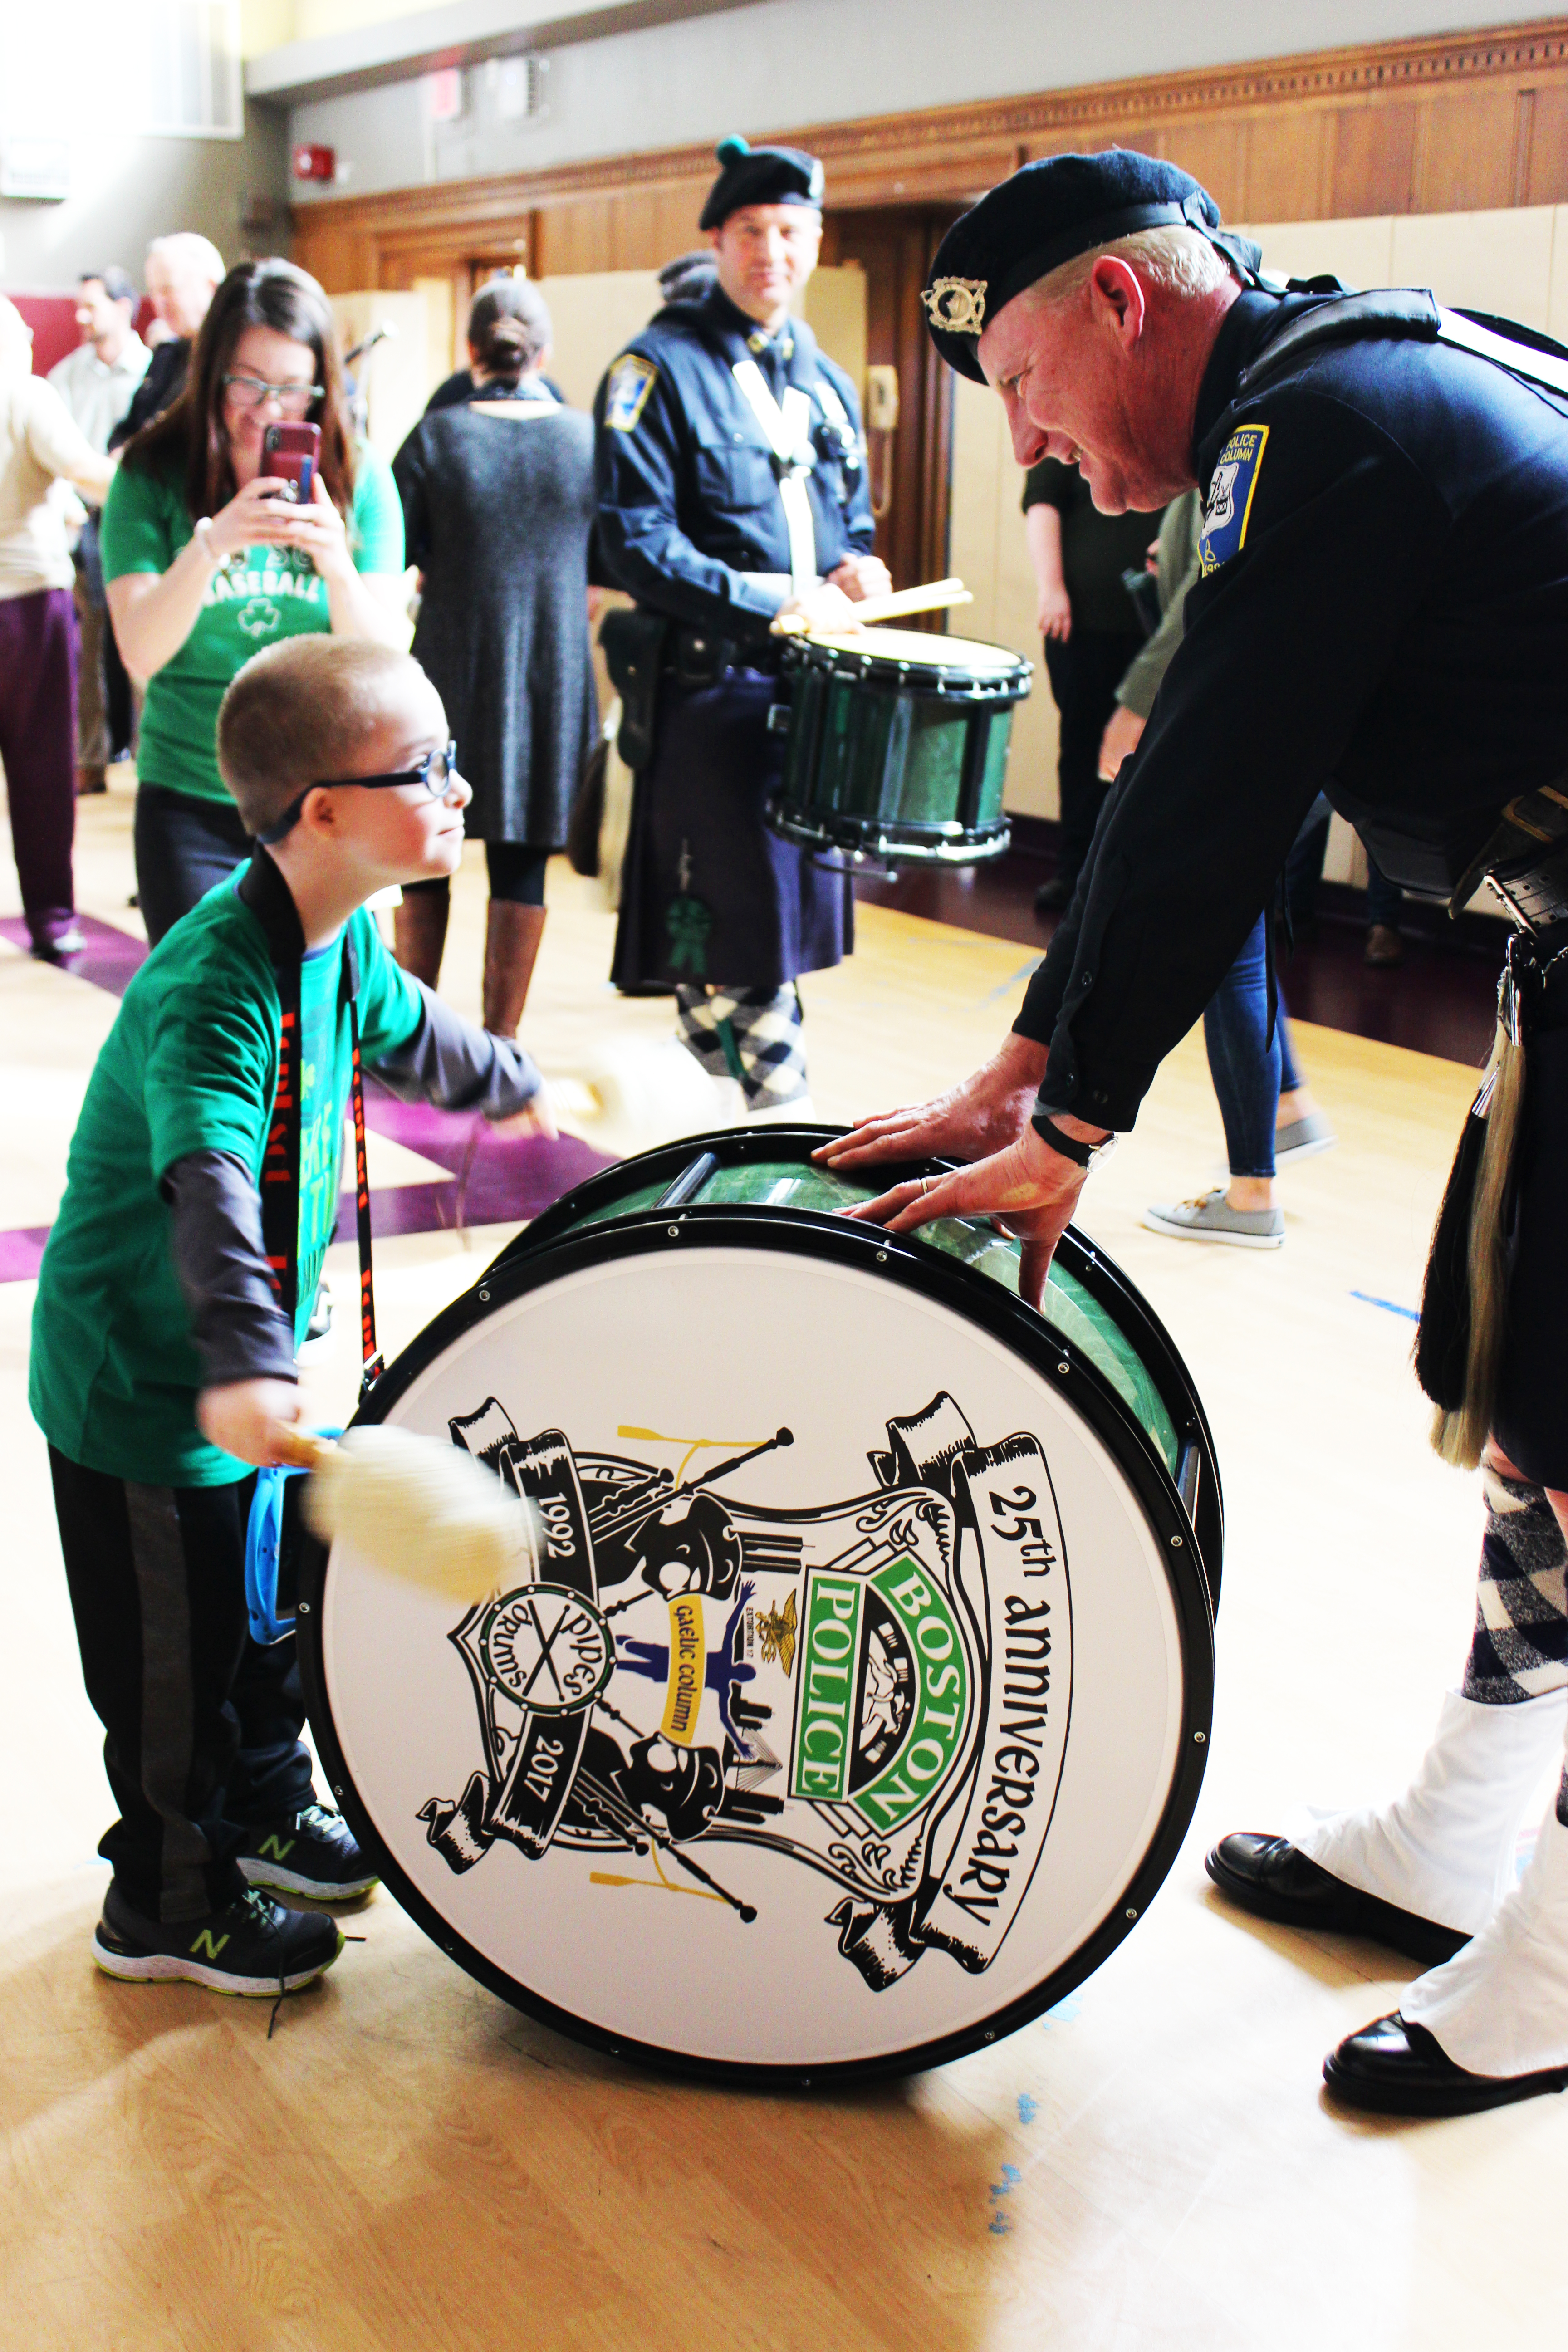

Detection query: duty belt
xmin=1451 ymin=780 xmax=1568 ymax=932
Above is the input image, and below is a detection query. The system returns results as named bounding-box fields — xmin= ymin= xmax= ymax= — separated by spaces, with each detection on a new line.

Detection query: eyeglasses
xmin=221 ymin=372 xmax=323 ymax=416
xmin=259 ymin=741 xmax=463 ymax=842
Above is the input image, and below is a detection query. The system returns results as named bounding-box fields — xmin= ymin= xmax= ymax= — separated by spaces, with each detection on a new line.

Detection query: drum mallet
xmin=276 ymin=1423 xmax=540 ymax=1605
xmin=771 ymin=577 xmax=973 ymax=634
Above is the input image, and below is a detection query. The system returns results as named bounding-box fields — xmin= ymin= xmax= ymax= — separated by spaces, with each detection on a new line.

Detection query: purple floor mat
xmin=2 ymin=916 xmax=614 ymax=1279
xmin=0 ymin=911 xmax=150 ymax=998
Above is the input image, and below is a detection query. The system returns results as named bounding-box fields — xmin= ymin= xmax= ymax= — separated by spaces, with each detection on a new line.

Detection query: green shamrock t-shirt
xmin=100 ymin=447 xmax=405 ymax=807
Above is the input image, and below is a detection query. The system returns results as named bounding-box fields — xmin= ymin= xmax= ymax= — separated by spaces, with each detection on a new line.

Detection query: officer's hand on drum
xmin=827 ymin=551 xmax=893 ymax=603
xmin=843 ymin=1122 xmax=1090 ymax=1308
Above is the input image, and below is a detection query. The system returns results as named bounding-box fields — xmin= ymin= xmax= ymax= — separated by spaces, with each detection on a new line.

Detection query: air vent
xmin=486 ymin=53 xmax=549 ymax=123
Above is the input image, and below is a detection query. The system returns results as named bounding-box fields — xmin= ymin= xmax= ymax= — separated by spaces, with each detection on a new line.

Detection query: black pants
xmin=1042 ymin=628 xmax=1144 ymax=879
xmin=133 ymin=783 xmax=252 ymax=948
xmin=49 ymin=1450 xmax=314 ymax=1920
xmin=404 ymin=842 xmax=551 ymax=908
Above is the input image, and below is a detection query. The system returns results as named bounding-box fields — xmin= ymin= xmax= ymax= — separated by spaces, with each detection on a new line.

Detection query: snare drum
xmin=298 ymin=1128 xmax=1219 ymax=2086
xmin=769 ymin=627 xmax=1031 ymax=866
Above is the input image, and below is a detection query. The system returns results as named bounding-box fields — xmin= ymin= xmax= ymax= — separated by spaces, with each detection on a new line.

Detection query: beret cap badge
xmin=922 ymin=277 xmax=987 ymax=336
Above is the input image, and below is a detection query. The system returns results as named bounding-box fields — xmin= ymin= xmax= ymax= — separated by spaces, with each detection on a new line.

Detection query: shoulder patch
xmin=1198 ymin=423 xmax=1269 ymax=577
xmin=605 ymin=353 xmax=658 ymax=433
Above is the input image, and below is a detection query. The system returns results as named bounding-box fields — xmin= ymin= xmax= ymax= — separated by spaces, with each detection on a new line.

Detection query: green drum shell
xmin=770 ymin=632 xmax=1031 ymax=867
xmin=497 ymin=1127 xmax=1222 ymax=1615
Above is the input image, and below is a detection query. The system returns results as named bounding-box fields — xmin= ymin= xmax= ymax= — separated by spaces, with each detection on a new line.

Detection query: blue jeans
xmin=1204 ymin=910 xmax=1303 ymax=1179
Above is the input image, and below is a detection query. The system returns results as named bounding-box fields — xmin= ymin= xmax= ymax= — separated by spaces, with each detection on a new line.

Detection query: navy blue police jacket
xmin=1019 ymin=286 xmax=1568 ymax=1133
xmin=593 ymin=284 xmax=877 ymax=642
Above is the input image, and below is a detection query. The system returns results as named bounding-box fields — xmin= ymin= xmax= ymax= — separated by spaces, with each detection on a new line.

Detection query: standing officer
xmin=595 ymin=135 xmax=888 ymax=1118
xmin=818 ymin=150 xmax=1568 ymax=2116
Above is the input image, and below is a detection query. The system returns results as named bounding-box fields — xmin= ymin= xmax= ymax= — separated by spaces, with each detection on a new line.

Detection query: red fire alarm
xmin=293 ymin=144 xmax=337 ymax=183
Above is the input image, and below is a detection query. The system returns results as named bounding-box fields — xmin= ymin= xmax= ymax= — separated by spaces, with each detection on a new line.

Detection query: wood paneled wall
xmin=291 ymin=16 xmax=1568 ymax=290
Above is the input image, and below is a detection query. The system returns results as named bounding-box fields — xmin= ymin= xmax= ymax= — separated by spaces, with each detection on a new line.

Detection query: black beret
xmin=922 ymin=151 xmax=1241 ymax=382
xmin=699 ymin=135 xmax=825 ymax=232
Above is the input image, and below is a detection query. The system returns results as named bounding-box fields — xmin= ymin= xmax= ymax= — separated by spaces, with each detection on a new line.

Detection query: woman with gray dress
xmin=392 ymin=279 xmax=598 ymax=1034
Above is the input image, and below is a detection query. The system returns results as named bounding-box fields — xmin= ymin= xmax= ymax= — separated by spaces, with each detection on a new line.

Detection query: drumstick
xmin=279 ymin=1424 xmax=541 ymax=1605
xmin=771 ymin=577 xmax=973 ymax=635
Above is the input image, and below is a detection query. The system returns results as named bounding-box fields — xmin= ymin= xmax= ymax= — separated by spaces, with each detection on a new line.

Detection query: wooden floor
xmin=3 ymin=777 xmax=1566 ymax=2351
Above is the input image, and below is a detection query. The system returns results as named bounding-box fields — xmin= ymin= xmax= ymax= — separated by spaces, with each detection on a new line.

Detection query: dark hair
xmin=466 ymin=276 xmax=551 ymax=387
xmin=80 ymin=266 xmax=137 ymax=308
xmin=120 ymin=257 xmax=355 ymax=521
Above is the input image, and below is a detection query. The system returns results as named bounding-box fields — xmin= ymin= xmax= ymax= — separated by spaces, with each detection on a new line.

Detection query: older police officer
xmin=819 ymin=150 xmax=1568 ymax=2116
xmin=596 ymin=136 xmax=888 ymax=1117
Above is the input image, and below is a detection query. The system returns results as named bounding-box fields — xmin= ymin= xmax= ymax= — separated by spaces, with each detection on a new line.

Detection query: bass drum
xmin=298 ymin=1129 xmax=1220 ymax=2087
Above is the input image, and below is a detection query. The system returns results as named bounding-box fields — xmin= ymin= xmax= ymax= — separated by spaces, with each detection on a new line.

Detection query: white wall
xmin=284 ymin=0 xmax=1544 ymax=202
xmin=0 ymin=105 xmax=289 ymax=291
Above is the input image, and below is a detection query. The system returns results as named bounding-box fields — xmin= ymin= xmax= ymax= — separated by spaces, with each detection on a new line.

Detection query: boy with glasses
xmin=29 ymin=637 xmax=551 ymax=2000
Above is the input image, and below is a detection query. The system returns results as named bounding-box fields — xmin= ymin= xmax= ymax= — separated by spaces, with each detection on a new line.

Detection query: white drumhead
xmin=320 ymin=1241 xmax=1196 ymax=2072
xmin=808 ymin=626 xmax=1024 ymax=671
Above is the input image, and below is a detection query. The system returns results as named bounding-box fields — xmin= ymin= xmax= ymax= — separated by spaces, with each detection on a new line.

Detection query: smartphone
xmin=261 ymin=421 xmax=321 ymax=503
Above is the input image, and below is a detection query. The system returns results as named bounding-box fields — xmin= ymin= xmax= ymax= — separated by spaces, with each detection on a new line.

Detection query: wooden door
xmin=820 ymin=206 xmax=961 ymax=600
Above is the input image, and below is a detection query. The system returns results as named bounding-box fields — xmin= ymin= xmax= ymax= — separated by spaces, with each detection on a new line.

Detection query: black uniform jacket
xmin=1019 ymin=286 xmax=1568 ymax=1132
xmin=593 ymin=285 xmax=876 ymax=641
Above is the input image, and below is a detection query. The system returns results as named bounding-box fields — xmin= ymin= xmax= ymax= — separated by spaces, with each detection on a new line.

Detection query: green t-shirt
xmin=100 ymin=446 xmax=405 ymax=806
xmin=29 ymin=877 xmax=422 ymax=1489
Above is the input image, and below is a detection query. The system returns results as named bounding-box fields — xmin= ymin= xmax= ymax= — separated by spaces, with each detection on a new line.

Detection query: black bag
xmin=567 ymin=733 xmax=607 ymax=877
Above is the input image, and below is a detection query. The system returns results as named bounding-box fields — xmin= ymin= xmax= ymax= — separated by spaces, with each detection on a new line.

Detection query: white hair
xmin=1030 ymin=224 xmax=1236 ymax=311
xmin=147 ymin=233 xmax=226 ymax=285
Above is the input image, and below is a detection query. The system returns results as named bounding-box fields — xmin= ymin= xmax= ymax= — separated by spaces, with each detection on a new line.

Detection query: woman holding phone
xmin=103 ymin=258 xmax=406 ymax=944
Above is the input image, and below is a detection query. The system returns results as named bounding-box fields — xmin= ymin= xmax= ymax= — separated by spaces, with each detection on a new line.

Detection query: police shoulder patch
xmin=1198 ymin=423 xmax=1269 ymax=577
xmin=605 ymin=353 xmax=658 ymax=433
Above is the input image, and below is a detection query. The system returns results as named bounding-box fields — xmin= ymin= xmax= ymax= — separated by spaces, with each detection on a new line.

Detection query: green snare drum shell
xmin=771 ymin=629 xmax=1030 ymax=867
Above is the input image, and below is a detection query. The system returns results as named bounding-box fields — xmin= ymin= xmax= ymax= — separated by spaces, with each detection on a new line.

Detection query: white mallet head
xmin=303 ymin=1425 xmax=540 ymax=1605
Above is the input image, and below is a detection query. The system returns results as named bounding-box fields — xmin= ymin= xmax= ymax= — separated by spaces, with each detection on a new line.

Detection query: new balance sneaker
xmin=1142 ymin=1188 xmax=1285 ymax=1248
xmin=238 ymin=1803 xmax=378 ymax=1900
xmin=92 ymin=1882 xmax=342 ymax=1996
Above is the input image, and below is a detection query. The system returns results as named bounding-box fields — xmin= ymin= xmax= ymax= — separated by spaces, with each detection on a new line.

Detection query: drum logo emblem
xmin=478 ymin=1585 xmax=613 ymax=1716
xmin=418 ymin=1391 xmax=1072 ymax=1993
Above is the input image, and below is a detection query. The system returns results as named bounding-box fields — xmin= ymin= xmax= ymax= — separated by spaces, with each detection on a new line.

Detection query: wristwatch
xmin=1033 ymin=1111 xmax=1117 ymax=1170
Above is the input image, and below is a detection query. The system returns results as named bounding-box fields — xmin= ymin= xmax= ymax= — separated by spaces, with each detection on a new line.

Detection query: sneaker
xmin=238 ymin=1802 xmax=378 ymax=1899
xmin=1274 ymin=1110 xmax=1337 ymax=1164
xmin=1142 ymin=1188 xmax=1284 ymax=1248
xmin=30 ymin=923 xmax=85 ymax=963
xmin=1364 ymin=922 xmax=1406 ymax=968
xmin=1033 ymin=872 xmax=1078 ymax=915
xmin=92 ymin=1882 xmax=342 ymax=1995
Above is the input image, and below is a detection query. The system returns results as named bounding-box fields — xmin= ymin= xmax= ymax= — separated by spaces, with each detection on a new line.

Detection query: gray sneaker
xmin=1143 ymin=1188 xmax=1284 ymax=1248
xmin=1274 ymin=1111 xmax=1337 ymax=1164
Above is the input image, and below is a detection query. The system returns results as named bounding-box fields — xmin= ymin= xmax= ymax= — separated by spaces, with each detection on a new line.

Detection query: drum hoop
xmin=503 ymin=1127 xmax=1222 ymax=1612
xmin=785 ymin=635 xmax=1031 ymax=696
xmin=295 ymin=1183 xmax=1215 ymax=2089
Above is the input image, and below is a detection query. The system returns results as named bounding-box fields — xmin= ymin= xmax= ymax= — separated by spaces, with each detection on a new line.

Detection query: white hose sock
xmin=1402 ymin=1799 xmax=1568 ymax=2076
xmin=1293 ymin=1687 xmax=1567 ymax=1935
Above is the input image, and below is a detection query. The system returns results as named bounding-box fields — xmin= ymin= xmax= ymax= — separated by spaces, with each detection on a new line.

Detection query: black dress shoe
xmin=1032 ymin=872 xmax=1078 ymax=915
xmin=1324 ymin=2012 xmax=1568 ymax=2116
xmin=1205 ymin=1833 xmax=1470 ymax=1964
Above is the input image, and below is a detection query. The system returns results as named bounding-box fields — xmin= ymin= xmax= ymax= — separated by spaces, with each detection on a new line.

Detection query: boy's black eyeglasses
xmin=259 ymin=740 xmax=462 ymax=842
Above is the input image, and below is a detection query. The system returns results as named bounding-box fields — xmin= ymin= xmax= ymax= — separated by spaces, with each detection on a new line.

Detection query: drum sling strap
xmin=238 ymin=847 xmax=379 ymax=1640
xmin=731 ymin=358 xmax=817 ymax=598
